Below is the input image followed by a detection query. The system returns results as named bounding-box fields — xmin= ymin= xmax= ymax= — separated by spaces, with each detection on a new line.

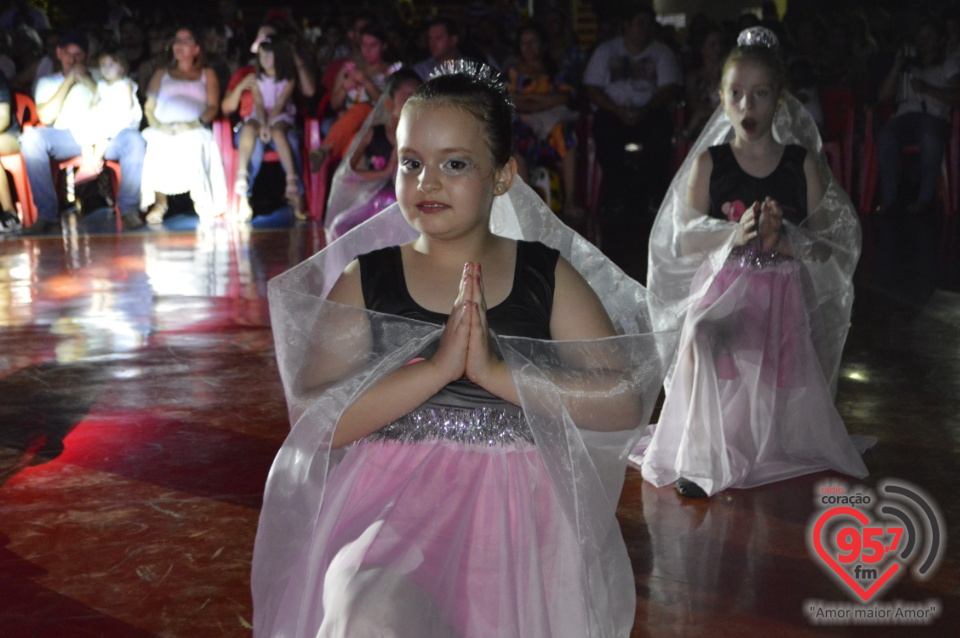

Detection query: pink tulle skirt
xmin=641 ymin=256 xmax=868 ymax=496
xmin=270 ymin=438 xmax=591 ymax=637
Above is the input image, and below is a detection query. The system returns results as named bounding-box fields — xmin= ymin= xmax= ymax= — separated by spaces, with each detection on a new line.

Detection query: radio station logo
xmin=804 ymin=478 xmax=944 ymax=625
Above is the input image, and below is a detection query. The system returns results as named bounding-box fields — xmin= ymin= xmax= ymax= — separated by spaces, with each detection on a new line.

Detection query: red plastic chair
xmin=11 ymin=92 xmax=126 ymax=230
xmin=305 ymin=115 xmax=336 ymax=222
xmin=215 ymin=115 xmax=317 ymax=219
xmin=306 ymin=90 xmax=339 ymax=223
xmin=55 ymin=157 xmax=123 ymax=231
xmin=819 ymin=86 xmax=856 ymax=194
xmin=0 ymin=92 xmax=39 ymax=226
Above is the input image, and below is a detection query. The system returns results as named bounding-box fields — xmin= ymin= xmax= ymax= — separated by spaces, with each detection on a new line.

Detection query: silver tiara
xmin=429 ymin=59 xmax=512 ymax=109
xmin=737 ymin=26 xmax=779 ymax=49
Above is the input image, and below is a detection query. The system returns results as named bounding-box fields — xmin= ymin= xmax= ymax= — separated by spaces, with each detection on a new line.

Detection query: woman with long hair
xmin=141 ymin=25 xmax=226 ymax=224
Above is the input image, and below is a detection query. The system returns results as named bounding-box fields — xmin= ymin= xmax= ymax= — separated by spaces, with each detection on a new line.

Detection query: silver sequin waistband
xmin=727 ymin=244 xmax=794 ymax=270
xmin=367 ymin=407 xmax=534 ymax=446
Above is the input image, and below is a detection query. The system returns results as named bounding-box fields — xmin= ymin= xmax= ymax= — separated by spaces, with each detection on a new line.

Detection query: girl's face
xmin=396 ymin=102 xmax=512 ymax=241
xmin=360 ymin=34 xmax=385 ymax=65
xmin=720 ymin=59 xmax=779 ymax=141
xmin=99 ymin=55 xmax=124 ymax=82
xmin=172 ymin=29 xmax=200 ymax=63
xmin=258 ymin=46 xmax=275 ymax=73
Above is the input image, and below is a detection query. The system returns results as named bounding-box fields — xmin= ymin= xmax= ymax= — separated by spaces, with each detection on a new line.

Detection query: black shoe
xmin=121 ymin=212 xmax=145 ymax=230
xmin=22 ymin=219 xmax=61 ymax=236
xmin=0 ymin=210 xmax=22 ymax=234
xmin=675 ymin=477 xmax=708 ymax=499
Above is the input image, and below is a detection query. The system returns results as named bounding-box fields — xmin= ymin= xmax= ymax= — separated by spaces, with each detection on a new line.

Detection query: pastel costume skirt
xmin=269 ymin=409 xmax=592 ymax=637
xmin=641 ymin=251 xmax=868 ymax=496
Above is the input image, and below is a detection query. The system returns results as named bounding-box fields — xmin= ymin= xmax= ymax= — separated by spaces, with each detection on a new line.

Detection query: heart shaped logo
xmin=812 ymin=507 xmax=900 ymax=602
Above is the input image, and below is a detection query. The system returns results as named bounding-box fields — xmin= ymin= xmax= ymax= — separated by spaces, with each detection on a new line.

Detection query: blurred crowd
xmin=0 ymin=0 xmax=958 ymax=252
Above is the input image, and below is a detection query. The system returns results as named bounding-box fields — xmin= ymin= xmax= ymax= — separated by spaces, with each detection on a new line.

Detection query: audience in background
xmin=325 ymin=23 xmax=395 ymax=125
xmin=413 ymin=17 xmax=466 ymax=81
xmin=3 ymin=0 xmax=957 ymax=301
xmin=583 ymin=3 xmax=681 ymax=221
xmin=322 ymin=67 xmax=421 ymax=241
xmin=20 ymin=31 xmax=146 ymax=234
xmin=232 ymin=34 xmax=301 ymax=221
xmin=315 ymin=18 xmax=349 ymax=77
xmin=0 ymin=0 xmax=50 ymax=33
xmin=0 ymin=72 xmax=23 ymax=232
xmin=8 ymin=24 xmax=42 ymax=93
xmin=0 ymin=29 xmax=17 ymax=82
xmin=81 ymin=45 xmax=143 ymax=191
xmin=542 ymin=8 xmax=586 ymax=90
xmin=681 ymin=21 xmax=725 ymax=141
xmin=140 ymin=25 xmax=225 ymax=224
xmin=507 ymin=21 xmax=581 ymax=219
xmin=135 ymin=23 xmax=174 ymax=102
xmin=874 ymin=14 xmax=960 ymax=216
xmin=119 ymin=19 xmax=149 ymax=85
xmin=309 ymin=24 xmax=399 ymax=170
xmin=203 ymin=22 xmax=235 ymax=101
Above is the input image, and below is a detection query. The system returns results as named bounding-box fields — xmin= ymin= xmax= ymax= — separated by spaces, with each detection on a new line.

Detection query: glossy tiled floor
xmin=0 ymin=208 xmax=957 ymax=637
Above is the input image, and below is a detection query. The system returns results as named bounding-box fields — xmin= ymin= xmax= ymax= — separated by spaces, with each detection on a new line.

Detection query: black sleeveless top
xmin=358 ymin=240 xmax=559 ymax=411
xmin=708 ymin=144 xmax=808 ymax=225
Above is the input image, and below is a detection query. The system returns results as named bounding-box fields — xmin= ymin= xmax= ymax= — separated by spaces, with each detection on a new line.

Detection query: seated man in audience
xmin=413 ymin=17 xmax=465 ymax=81
xmin=583 ymin=3 xmax=681 ymax=220
xmin=20 ymin=32 xmax=146 ymax=234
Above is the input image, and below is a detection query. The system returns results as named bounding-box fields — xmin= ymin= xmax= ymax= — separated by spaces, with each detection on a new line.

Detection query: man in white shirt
xmin=20 ymin=32 xmax=145 ymax=234
xmin=583 ymin=3 xmax=681 ymax=225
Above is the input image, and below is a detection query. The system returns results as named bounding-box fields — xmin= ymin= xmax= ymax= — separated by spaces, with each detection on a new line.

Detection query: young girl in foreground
xmin=638 ymin=28 xmax=869 ymax=499
xmin=253 ymin=63 xmax=674 ymax=637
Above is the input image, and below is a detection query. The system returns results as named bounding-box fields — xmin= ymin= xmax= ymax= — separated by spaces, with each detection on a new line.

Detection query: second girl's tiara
xmin=737 ymin=26 xmax=779 ymax=50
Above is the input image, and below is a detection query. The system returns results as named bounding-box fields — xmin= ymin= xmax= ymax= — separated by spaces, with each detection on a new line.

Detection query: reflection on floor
xmin=0 ymin=208 xmax=957 ymax=637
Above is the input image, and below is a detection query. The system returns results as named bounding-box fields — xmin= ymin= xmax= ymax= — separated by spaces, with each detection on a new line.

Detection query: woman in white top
xmin=141 ymin=25 xmax=226 ymax=224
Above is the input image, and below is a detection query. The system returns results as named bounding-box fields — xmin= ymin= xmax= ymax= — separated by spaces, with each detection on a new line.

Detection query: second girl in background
xmin=637 ymin=27 xmax=869 ymax=498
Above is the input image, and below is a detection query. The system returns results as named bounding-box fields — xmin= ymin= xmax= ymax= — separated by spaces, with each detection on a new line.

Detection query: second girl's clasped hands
xmin=432 ymin=261 xmax=504 ymax=390
xmin=735 ymin=197 xmax=784 ymax=251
